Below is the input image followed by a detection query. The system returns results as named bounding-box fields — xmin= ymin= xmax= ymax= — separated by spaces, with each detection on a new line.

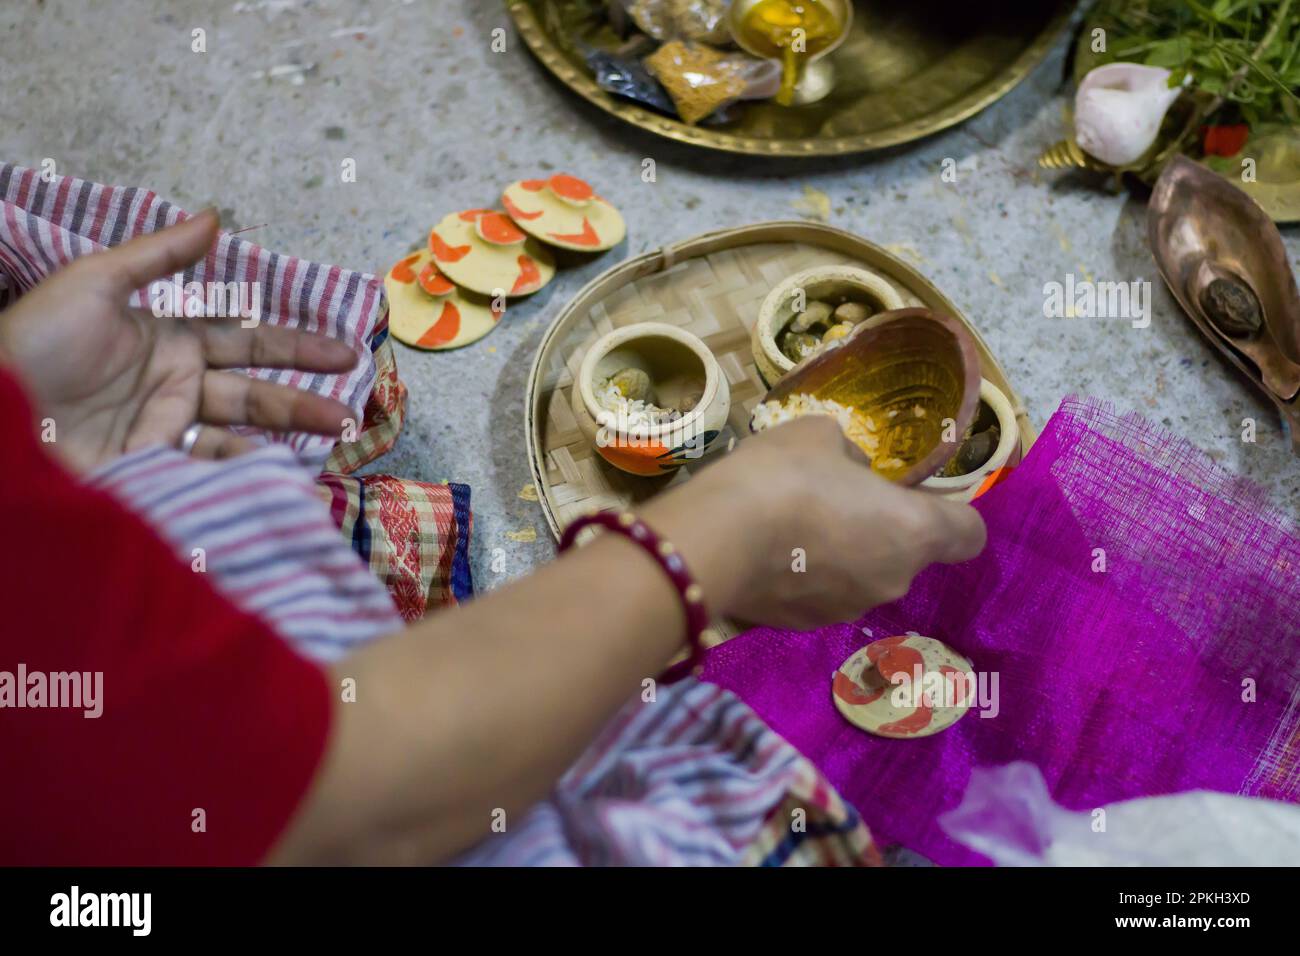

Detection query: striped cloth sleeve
xmin=90 ymin=445 xmax=404 ymax=662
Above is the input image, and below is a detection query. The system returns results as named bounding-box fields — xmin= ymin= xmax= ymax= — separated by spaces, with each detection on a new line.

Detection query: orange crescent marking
xmin=878 ymin=701 xmax=934 ymax=736
xmin=867 ymin=637 xmax=928 ymax=733
xmin=872 ymin=644 xmax=924 ymax=684
xmin=457 ymin=208 xmax=493 ymax=221
xmin=477 ymin=212 xmax=527 ymax=245
xmin=390 ymin=253 xmax=421 ymax=283
xmin=549 ymin=173 xmax=593 ymax=201
xmin=512 ymin=255 xmax=541 ymax=295
xmin=429 ymin=230 xmax=470 ymax=263
xmin=865 ymin=636 xmax=908 ymax=660
xmin=416 ymin=301 xmax=461 ymax=348
xmin=866 ymin=637 xmax=924 ymax=684
xmin=521 ymin=179 xmax=547 ymax=191
xmin=502 ymin=193 xmax=543 ymax=221
xmin=417 ymin=261 xmax=455 ymax=296
xmin=833 ymin=671 xmax=884 ymax=707
xmin=547 ymin=217 xmax=601 ymax=247
xmin=597 ymin=440 xmax=671 ymax=476
xmin=939 ymin=665 xmax=973 ymax=708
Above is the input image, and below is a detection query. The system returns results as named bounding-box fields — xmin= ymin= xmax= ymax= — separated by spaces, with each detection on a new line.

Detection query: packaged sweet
xmin=612 ymin=0 xmax=733 ymax=45
xmin=643 ymin=40 xmax=778 ymax=125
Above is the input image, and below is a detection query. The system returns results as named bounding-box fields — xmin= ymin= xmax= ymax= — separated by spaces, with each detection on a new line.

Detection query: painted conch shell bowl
xmin=1149 ymin=156 xmax=1300 ymax=452
xmin=763 ymin=308 xmax=982 ymax=485
xmin=571 ymin=322 xmax=731 ymax=477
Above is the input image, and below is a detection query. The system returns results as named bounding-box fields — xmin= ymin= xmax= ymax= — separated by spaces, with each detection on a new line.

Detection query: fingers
xmin=939 ymin=501 xmax=987 ymax=563
xmin=748 ymin=411 xmax=987 ymax=572
xmin=759 ymin=413 xmax=853 ymax=455
xmin=785 ymin=415 xmax=987 ymax=563
xmin=767 ymin=413 xmax=877 ymax=468
xmin=199 ymin=370 xmax=353 ymax=437
xmin=86 ymin=209 xmax=221 ymax=297
xmin=912 ymin=495 xmax=987 ymax=565
xmin=198 ymin=322 xmax=358 ymax=373
xmin=189 ymin=425 xmax=258 ymax=460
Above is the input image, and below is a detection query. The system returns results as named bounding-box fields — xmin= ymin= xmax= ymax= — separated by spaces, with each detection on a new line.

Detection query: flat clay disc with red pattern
xmin=384 ymin=249 xmax=505 ymax=350
xmin=502 ymin=175 xmax=626 ymax=252
xmin=832 ymin=635 xmax=974 ymax=739
xmin=429 ymin=209 xmax=555 ymax=298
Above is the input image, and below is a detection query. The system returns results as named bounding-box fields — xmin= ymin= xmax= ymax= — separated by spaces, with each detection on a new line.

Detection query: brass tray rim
xmin=523 ymin=219 xmax=1037 ymax=541
xmin=506 ymin=0 xmax=1076 ymax=158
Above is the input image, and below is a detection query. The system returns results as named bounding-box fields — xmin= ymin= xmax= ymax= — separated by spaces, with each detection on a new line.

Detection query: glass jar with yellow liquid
xmin=728 ymin=0 xmax=853 ymax=106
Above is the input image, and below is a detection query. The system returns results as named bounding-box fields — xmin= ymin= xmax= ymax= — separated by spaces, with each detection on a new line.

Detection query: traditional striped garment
xmin=90 ymin=445 xmax=404 ymax=661
xmin=455 ymin=680 xmax=879 ymax=867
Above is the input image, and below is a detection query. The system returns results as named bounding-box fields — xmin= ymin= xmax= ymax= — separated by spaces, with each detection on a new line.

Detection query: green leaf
xmin=1086 ymin=0 xmax=1300 ymax=133
xmin=1146 ymin=37 xmax=1194 ymax=67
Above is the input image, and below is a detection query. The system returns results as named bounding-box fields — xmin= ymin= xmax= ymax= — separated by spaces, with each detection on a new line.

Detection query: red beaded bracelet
xmin=558 ymin=509 xmax=708 ymax=684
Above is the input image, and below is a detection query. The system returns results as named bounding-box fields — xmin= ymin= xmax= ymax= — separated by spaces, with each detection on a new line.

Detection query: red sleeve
xmin=0 ymin=365 xmax=332 ymax=865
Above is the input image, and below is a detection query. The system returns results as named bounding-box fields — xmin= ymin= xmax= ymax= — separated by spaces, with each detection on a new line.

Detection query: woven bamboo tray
xmin=524 ymin=221 xmax=1035 ymax=639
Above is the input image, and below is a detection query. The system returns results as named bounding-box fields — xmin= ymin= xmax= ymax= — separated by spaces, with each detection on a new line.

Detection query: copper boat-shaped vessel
xmin=1148 ymin=157 xmax=1300 ymax=453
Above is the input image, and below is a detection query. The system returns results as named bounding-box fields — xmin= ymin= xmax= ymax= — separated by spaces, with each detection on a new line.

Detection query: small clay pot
xmin=571 ymin=322 xmax=731 ymax=476
xmin=752 ymin=264 xmax=906 ymax=387
xmin=922 ymin=379 xmax=1021 ymax=501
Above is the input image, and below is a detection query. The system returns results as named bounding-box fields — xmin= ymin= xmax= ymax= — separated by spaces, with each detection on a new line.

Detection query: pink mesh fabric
xmin=702 ymin=398 xmax=1300 ymax=865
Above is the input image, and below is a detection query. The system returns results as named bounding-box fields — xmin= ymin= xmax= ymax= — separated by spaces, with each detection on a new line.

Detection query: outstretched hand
xmin=0 ymin=210 xmax=359 ymax=473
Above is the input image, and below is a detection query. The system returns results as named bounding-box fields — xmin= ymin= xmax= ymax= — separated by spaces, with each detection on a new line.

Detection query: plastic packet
xmin=642 ymin=40 xmax=777 ymax=125
xmin=584 ymin=47 xmax=746 ymax=125
xmin=586 ymin=47 xmax=677 ymax=114
xmin=613 ymin=0 xmax=733 ymax=46
xmin=938 ymin=761 xmax=1300 ymax=866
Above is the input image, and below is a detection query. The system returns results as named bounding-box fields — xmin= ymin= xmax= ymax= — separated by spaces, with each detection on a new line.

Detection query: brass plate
xmin=1203 ymin=126 xmax=1300 ymax=226
xmin=507 ymin=0 xmax=1076 ymax=157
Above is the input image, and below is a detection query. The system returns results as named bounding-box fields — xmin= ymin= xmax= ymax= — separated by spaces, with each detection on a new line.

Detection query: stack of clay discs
xmin=384 ymin=249 xmax=506 ymax=351
xmin=831 ymin=634 xmax=975 ymax=739
xmin=385 ymin=175 xmax=626 ymax=351
xmin=502 ymin=174 xmax=626 ymax=252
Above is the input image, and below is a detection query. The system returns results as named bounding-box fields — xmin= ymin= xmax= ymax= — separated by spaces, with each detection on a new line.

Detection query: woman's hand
xmin=0 ymin=210 xmax=359 ymax=474
xmin=642 ymin=414 xmax=987 ymax=631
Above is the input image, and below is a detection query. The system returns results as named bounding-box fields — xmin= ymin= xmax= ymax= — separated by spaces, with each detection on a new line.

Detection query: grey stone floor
xmin=3 ymin=0 xmax=1297 ymax=593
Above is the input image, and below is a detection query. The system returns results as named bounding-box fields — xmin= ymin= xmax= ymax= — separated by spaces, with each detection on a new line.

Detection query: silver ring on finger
xmin=178 ymin=424 xmax=203 ymax=455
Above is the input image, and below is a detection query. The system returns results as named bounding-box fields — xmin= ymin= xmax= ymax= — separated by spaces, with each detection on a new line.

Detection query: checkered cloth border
xmin=316 ymin=472 xmax=473 ymax=621
xmin=323 ymin=325 xmax=407 ymax=475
